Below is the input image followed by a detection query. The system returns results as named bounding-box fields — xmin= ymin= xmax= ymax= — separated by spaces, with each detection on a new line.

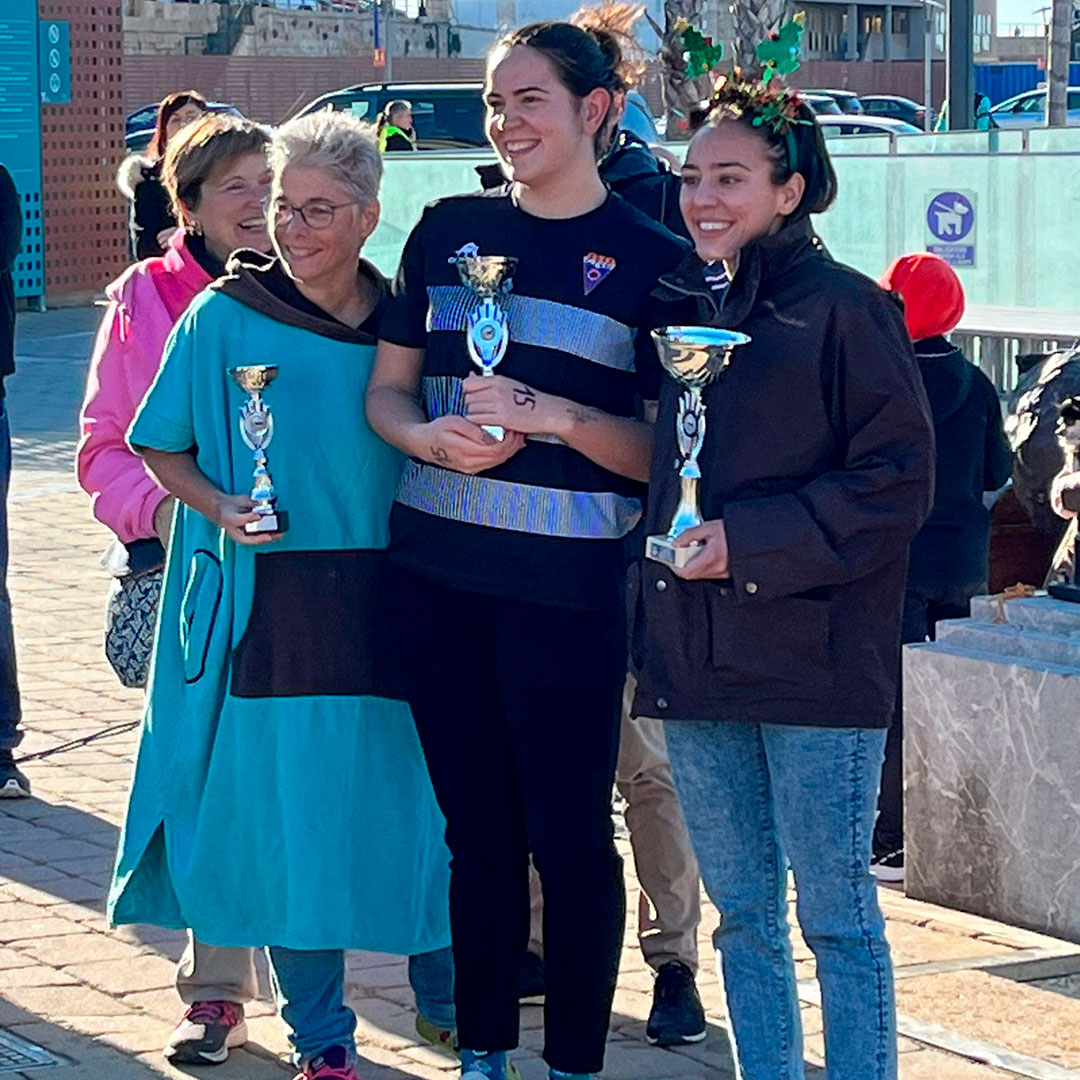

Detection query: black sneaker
xmin=164 ymin=1000 xmax=247 ymax=1065
xmin=518 ymin=950 xmax=545 ymax=1005
xmin=871 ymin=848 xmax=905 ymax=884
xmin=646 ymin=961 xmax=707 ymax=1046
xmin=0 ymin=749 xmax=29 ymax=798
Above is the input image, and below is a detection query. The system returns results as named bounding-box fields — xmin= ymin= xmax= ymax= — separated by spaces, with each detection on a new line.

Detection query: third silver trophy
xmin=645 ymin=326 xmax=751 ymax=569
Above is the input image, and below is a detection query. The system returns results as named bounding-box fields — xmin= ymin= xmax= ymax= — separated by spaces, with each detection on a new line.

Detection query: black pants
xmin=874 ymin=585 xmax=972 ymax=854
xmin=387 ymin=564 xmax=626 ymax=1074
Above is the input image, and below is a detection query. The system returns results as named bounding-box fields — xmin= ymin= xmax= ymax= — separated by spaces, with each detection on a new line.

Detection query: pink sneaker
xmin=164 ymin=1000 xmax=247 ymax=1065
xmin=294 ymin=1046 xmax=359 ymax=1080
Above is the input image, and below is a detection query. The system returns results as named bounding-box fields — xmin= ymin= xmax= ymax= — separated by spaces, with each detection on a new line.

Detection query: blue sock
xmin=549 ymin=1071 xmax=592 ymax=1080
xmin=461 ymin=1049 xmax=508 ymax=1078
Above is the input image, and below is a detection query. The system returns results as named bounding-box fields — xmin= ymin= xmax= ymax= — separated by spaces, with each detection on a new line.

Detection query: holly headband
xmin=681 ymin=13 xmax=812 ymax=166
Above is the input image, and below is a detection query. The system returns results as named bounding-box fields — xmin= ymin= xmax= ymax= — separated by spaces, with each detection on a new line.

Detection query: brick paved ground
xmin=3 ymin=307 xmax=1080 ymax=1080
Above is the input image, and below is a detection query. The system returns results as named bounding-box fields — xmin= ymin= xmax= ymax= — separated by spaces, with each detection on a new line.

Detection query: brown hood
xmin=213 ymin=250 xmax=386 ymax=345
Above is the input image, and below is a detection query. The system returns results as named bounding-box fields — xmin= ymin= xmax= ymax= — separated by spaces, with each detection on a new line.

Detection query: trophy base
xmin=1048 ymin=581 xmax=1080 ymax=604
xmin=482 ymin=423 xmax=505 ymax=442
xmin=244 ymin=510 xmax=287 ymax=535
xmin=645 ymin=534 xmax=703 ymax=569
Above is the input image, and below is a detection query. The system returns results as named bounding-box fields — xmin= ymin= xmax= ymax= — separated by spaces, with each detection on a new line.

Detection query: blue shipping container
xmin=976 ymin=62 xmax=1080 ymax=105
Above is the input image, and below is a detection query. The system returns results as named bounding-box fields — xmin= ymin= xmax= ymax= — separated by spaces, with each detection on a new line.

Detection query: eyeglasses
xmin=264 ymin=196 xmax=357 ymax=230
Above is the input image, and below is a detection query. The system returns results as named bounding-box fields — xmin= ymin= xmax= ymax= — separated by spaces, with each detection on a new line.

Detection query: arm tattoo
xmin=566 ymin=403 xmax=600 ymax=425
xmin=430 ymin=445 xmax=451 ymax=464
xmin=512 ymin=385 xmax=537 ymax=410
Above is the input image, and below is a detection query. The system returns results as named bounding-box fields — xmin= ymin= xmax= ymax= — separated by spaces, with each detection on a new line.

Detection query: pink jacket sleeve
xmin=76 ymin=281 xmax=170 ymax=544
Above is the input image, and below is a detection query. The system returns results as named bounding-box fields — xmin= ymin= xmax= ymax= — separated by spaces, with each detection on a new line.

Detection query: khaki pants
xmin=529 ymin=677 xmax=701 ymax=973
xmin=175 ymin=933 xmax=258 ymax=1005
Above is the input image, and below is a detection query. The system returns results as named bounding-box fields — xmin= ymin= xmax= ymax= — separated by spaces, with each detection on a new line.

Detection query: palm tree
xmin=645 ymin=0 xmax=715 ymax=130
xmin=731 ymin=0 xmax=792 ymax=68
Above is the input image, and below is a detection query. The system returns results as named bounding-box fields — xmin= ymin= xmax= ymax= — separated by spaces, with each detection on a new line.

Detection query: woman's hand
xmin=152 ymin=497 xmax=176 ymax=546
xmin=463 ymin=374 xmax=566 ymax=438
xmin=425 ymin=415 xmax=525 ymax=475
xmin=213 ymin=493 xmax=282 ymax=546
xmin=670 ymin=520 xmax=731 ymax=581
xmin=156 ymin=227 xmax=180 ymax=250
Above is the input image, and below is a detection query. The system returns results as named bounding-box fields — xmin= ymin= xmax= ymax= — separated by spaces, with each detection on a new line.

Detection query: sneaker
xmin=460 ymin=1050 xmax=522 ymax=1080
xmin=415 ymin=1013 xmax=458 ymax=1057
xmin=871 ymin=848 xmax=905 ymax=884
xmin=0 ymin=750 xmax=29 ymax=798
xmin=294 ymin=1046 xmax=358 ymax=1080
xmin=645 ymin=961 xmax=707 ymax=1047
xmin=163 ymin=1000 xmax=247 ymax=1065
xmin=517 ymin=950 xmax=545 ymax=1004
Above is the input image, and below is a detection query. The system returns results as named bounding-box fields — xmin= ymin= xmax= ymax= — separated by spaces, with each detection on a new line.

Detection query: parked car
xmin=802 ymin=93 xmax=844 ymax=116
xmin=804 ymin=88 xmax=864 ymax=114
xmin=861 ymin=94 xmax=933 ymax=129
xmin=125 ymin=100 xmax=244 ymax=155
xmin=294 ymin=81 xmax=662 ymax=150
xmin=295 ymin=82 xmax=487 ymax=149
xmin=816 ymin=115 xmax=924 ymax=138
xmin=989 ymin=87 xmax=1080 ymax=128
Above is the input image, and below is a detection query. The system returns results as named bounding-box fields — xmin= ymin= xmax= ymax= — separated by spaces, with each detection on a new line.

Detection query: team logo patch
xmin=583 ymin=253 xmax=616 ymax=296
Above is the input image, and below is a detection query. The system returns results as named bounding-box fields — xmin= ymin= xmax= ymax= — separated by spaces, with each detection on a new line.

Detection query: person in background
xmin=118 ymin=90 xmax=208 ymax=260
xmin=377 ymin=100 xmax=417 ymax=152
xmin=636 ymin=70 xmax=934 ymax=1080
xmin=0 ymin=163 xmax=24 ymax=798
xmin=108 ymin=109 xmax=454 ymax=1080
xmin=81 ymin=114 xmax=274 ymax=1066
xmin=873 ymin=252 xmax=1011 ymax=882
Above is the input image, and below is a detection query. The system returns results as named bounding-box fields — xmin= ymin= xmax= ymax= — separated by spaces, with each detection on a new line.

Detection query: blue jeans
xmin=0 ymin=403 xmax=20 ymax=750
xmin=268 ymin=946 xmax=455 ymax=1062
xmin=664 ymin=722 xmax=896 ymax=1080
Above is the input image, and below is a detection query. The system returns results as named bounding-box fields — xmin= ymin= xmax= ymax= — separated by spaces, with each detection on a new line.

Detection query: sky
xmin=996 ymin=0 xmax=1056 ymax=29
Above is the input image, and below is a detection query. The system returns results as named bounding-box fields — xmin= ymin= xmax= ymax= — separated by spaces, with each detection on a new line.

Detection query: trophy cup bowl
xmin=228 ymin=365 xmax=287 ymax=535
xmin=230 ymin=365 xmax=279 ymax=395
xmin=456 ymin=255 xmax=518 ymax=299
xmin=456 ymin=255 xmax=519 ymax=442
xmin=645 ymin=327 xmax=751 ymax=570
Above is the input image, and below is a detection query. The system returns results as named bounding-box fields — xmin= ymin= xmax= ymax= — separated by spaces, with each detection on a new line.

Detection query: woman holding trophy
xmin=108 ymin=111 xmax=454 ymax=1080
xmin=632 ymin=34 xmax=935 ymax=1080
xmin=366 ymin=20 xmax=687 ymax=1080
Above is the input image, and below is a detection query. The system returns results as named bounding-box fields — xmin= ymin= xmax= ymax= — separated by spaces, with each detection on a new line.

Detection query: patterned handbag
xmin=103 ymin=538 xmax=165 ymax=689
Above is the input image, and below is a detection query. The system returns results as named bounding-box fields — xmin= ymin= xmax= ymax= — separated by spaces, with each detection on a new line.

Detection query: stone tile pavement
xmin=3 ymin=308 xmax=1080 ymax=1080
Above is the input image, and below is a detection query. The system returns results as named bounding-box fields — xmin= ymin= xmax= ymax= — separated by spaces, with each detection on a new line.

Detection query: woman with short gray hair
xmin=108 ymin=109 xmax=455 ymax=1080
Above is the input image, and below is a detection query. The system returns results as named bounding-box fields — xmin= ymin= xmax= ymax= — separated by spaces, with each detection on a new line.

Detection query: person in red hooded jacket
xmin=873 ymin=253 xmax=1012 ymax=882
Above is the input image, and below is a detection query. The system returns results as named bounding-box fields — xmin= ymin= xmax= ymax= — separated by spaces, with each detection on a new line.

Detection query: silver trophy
xmin=456 ymin=254 xmax=518 ymax=442
xmin=229 ymin=365 xmax=286 ymax=535
xmin=645 ymin=327 xmax=751 ymax=569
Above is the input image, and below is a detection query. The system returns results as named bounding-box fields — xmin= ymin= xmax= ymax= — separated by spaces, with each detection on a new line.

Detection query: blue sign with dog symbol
xmin=925 ymin=190 xmax=976 ymax=268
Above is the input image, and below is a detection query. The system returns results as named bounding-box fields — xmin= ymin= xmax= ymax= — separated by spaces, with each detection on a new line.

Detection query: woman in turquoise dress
xmin=109 ymin=110 xmax=453 ymax=1080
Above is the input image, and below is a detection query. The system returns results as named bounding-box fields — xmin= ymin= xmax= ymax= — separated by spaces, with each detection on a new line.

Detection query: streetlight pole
xmin=923 ymin=0 xmax=944 ymax=129
xmin=946 ymin=0 xmax=974 ymax=129
xmin=1047 ymin=0 xmax=1070 ymax=126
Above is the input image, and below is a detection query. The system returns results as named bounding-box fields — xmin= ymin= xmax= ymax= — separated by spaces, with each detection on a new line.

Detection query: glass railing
xmin=368 ymin=135 xmax=1080 ymax=312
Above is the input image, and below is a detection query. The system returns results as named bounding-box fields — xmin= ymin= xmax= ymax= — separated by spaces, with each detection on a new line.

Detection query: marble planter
xmin=905 ymin=595 xmax=1080 ymax=943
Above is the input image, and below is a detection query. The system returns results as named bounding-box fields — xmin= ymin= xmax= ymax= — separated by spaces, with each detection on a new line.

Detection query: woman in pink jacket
xmin=77 ymin=113 xmax=272 ymax=1068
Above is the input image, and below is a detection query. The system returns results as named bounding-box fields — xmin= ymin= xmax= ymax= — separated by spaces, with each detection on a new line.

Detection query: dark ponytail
xmin=494 ymin=21 xmax=627 ymax=157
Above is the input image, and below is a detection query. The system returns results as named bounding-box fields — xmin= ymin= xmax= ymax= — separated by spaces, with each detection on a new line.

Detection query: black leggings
xmin=387 ymin=564 xmax=626 ymax=1074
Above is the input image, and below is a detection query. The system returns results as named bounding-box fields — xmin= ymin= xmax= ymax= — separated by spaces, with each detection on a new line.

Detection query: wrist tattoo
xmin=430 ymin=445 xmax=451 ymax=465
xmin=512 ymin=386 xmax=537 ymax=410
xmin=566 ymin=403 xmax=599 ymax=425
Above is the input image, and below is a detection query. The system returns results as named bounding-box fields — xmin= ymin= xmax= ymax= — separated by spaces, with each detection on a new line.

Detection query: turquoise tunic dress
xmin=108 ymin=281 xmax=451 ymax=953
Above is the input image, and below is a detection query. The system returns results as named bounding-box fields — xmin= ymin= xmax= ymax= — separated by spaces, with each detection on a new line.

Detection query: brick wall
xmin=791 ymin=59 xmax=948 ymax=109
xmin=40 ymin=0 xmax=128 ymax=304
xmin=122 ymin=54 xmax=487 ymax=126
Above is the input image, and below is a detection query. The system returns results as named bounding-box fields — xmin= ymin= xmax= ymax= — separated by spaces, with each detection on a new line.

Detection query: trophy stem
xmin=668 ymin=468 xmax=704 ymax=539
